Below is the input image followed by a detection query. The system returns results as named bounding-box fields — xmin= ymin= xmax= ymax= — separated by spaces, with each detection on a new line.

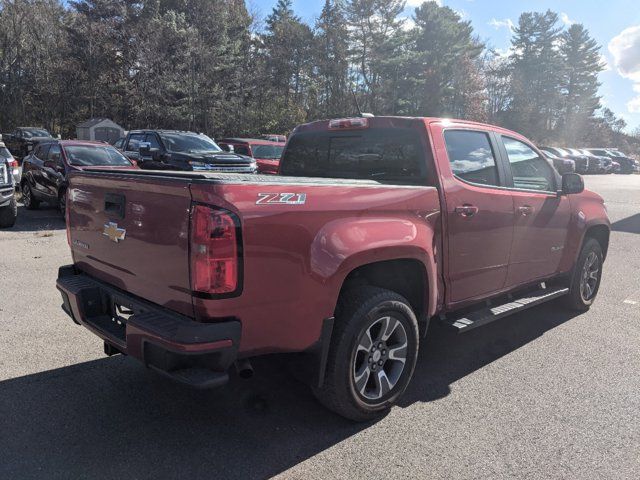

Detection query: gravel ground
xmin=0 ymin=175 xmax=638 ymax=479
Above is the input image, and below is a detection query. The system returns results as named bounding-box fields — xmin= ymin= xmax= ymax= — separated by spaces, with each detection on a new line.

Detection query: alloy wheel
xmin=580 ymin=251 xmax=600 ymax=301
xmin=352 ymin=315 xmax=408 ymax=401
xmin=22 ymin=184 xmax=31 ymax=207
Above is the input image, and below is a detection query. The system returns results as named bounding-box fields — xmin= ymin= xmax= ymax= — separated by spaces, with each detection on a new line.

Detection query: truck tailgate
xmin=67 ymin=171 xmax=194 ymax=317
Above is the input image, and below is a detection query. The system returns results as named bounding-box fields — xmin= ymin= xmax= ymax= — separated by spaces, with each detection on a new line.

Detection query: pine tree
xmin=314 ymin=0 xmax=350 ymax=119
xmin=507 ymin=10 xmax=564 ymax=142
xmin=558 ymin=24 xmax=604 ymax=144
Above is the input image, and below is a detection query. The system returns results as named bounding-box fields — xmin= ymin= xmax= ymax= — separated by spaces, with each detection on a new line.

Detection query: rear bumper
xmin=56 ymin=265 xmax=241 ymax=388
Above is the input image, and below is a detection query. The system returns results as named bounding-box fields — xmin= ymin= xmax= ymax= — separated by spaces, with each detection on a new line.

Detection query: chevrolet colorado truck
xmin=57 ymin=117 xmax=610 ymax=421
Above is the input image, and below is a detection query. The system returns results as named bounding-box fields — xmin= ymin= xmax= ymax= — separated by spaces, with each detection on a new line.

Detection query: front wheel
xmin=563 ymin=238 xmax=604 ymax=311
xmin=314 ymin=286 xmax=419 ymax=421
xmin=21 ymin=182 xmax=39 ymax=210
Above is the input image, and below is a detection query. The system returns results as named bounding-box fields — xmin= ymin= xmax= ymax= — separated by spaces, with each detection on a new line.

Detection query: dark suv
xmin=21 ymin=140 xmax=137 ymax=216
xmin=121 ymin=130 xmax=257 ymax=173
xmin=3 ymin=127 xmax=54 ymax=159
xmin=0 ymin=157 xmax=17 ymax=227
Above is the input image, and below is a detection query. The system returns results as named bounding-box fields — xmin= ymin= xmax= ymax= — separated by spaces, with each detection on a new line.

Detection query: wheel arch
xmin=584 ymin=224 xmax=610 ymax=259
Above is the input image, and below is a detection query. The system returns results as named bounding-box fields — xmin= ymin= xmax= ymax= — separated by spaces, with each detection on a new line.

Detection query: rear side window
xmin=280 ymin=127 xmax=426 ymax=185
xmin=502 ymin=137 xmax=556 ymax=192
xmin=444 ymin=130 xmax=499 ymax=186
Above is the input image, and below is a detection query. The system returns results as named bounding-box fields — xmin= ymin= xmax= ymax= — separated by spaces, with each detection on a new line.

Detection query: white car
xmin=0 ymin=142 xmax=20 ymax=185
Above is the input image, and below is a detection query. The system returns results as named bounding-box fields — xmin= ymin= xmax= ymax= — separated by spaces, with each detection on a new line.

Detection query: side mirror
xmin=561 ymin=173 xmax=584 ymax=195
xmin=138 ymin=142 xmax=151 ymax=157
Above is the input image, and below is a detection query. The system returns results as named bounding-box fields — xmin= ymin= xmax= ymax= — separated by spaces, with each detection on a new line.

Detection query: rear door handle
xmin=518 ymin=205 xmax=534 ymax=216
xmin=455 ymin=205 xmax=479 ymax=217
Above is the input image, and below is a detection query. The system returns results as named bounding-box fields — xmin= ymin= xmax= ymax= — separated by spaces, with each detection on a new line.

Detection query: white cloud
xmin=609 ymin=25 xmax=640 ymax=81
xmin=560 ymin=13 xmax=574 ymax=26
xmin=401 ymin=17 xmax=416 ymax=32
xmin=455 ymin=9 xmax=468 ymax=20
xmin=489 ymin=18 xmax=514 ymax=32
xmin=609 ymin=25 xmax=640 ymax=114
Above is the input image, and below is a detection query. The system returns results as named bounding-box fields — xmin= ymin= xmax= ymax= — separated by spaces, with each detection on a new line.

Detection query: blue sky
xmin=250 ymin=0 xmax=640 ymax=132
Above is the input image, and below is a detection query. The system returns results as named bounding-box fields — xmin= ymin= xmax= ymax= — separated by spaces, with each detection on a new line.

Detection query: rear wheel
xmin=21 ymin=182 xmax=39 ymax=209
xmin=563 ymin=238 xmax=603 ymax=311
xmin=0 ymin=197 xmax=17 ymax=228
xmin=314 ymin=286 xmax=419 ymax=421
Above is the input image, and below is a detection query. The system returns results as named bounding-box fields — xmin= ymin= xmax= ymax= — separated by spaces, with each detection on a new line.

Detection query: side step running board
xmin=440 ymin=287 xmax=569 ymax=333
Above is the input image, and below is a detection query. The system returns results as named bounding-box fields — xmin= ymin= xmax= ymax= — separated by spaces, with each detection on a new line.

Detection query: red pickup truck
xmin=57 ymin=116 xmax=609 ymax=421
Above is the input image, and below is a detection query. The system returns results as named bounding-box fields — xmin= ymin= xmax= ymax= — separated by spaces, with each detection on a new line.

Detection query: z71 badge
xmin=256 ymin=193 xmax=307 ymax=205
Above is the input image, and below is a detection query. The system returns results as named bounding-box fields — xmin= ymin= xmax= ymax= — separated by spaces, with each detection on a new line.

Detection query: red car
xmin=57 ymin=117 xmax=609 ymax=420
xmin=20 ymin=140 xmax=137 ymax=216
xmin=218 ymin=138 xmax=285 ymax=174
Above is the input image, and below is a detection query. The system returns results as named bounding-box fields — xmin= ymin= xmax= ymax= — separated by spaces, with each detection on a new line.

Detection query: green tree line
xmin=0 ymin=0 xmax=637 ymax=152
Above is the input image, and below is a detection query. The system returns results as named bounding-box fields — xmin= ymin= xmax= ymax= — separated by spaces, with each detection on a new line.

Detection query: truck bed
xmin=67 ymin=168 xmax=441 ymax=355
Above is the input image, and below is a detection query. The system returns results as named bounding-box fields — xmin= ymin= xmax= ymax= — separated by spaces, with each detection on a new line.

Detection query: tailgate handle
xmin=104 ymin=193 xmax=126 ymax=219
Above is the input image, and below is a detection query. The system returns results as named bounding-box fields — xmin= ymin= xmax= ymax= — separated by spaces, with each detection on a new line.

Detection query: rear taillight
xmin=190 ymin=204 xmax=240 ymax=295
xmin=328 ymin=117 xmax=369 ymax=130
xmin=8 ymin=159 xmax=18 ymax=168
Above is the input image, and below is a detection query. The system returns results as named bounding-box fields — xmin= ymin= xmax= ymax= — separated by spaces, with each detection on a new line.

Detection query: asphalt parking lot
xmin=1 ymin=175 xmax=639 ymax=479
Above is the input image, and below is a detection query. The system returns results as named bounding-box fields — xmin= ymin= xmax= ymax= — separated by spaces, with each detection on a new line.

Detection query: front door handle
xmin=455 ymin=205 xmax=479 ymax=217
xmin=518 ymin=205 xmax=534 ymax=216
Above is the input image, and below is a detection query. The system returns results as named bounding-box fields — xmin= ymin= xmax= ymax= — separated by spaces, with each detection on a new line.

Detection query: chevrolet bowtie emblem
xmin=103 ymin=222 xmax=126 ymax=243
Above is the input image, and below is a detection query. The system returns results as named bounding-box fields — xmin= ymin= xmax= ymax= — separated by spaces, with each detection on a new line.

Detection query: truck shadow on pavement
xmin=611 ymin=213 xmax=640 ymax=234
xmin=0 ymin=302 xmax=580 ymax=480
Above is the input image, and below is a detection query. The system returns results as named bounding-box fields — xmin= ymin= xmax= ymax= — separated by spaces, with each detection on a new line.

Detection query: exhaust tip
xmin=235 ymin=359 xmax=254 ymax=379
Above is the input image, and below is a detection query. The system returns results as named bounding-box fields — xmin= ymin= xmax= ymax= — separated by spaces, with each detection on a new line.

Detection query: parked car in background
xmin=539 ymin=147 xmax=575 ymax=174
xmin=121 ymin=130 xmax=257 ymax=173
xmin=112 ymin=137 xmax=125 ymax=151
xmin=540 ymin=147 xmax=589 ymax=173
xmin=218 ymin=138 xmax=285 ymax=174
xmin=3 ymin=127 xmax=54 ymax=159
xmin=586 ymin=148 xmax=639 ymax=174
xmin=568 ymin=148 xmax=609 ymax=173
xmin=0 ymin=156 xmax=17 ymax=227
xmin=0 ymin=141 xmax=20 ymax=184
xmin=21 ymin=140 xmax=137 ymax=216
xmin=58 ymin=116 xmax=609 ymax=421
xmin=260 ymin=134 xmax=287 ymax=143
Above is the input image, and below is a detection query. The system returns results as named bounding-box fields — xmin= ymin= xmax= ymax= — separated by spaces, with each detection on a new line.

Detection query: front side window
xmin=145 ymin=134 xmax=162 ymax=149
xmin=48 ymin=145 xmax=62 ymax=164
xmin=63 ymin=145 xmax=133 ymax=166
xmin=35 ymin=144 xmax=51 ymax=160
xmin=444 ymin=130 xmax=499 ymax=186
xmin=502 ymin=137 xmax=556 ymax=192
xmin=126 ymin=133 xmax=145 ymax=152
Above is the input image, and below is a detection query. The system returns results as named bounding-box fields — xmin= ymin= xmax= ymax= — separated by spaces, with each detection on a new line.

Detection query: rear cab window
xmin=280 ymin=127 xmax=427 ymax=185
xmin=443 ymin=130 xmax=500 ymax=186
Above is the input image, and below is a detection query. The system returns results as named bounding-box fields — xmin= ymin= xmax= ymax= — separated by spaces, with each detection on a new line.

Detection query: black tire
xmin=0 ymin=197 xmax=18 ymax=228
xmin=313 ymin=286 xmax=419 ymax=422
xmin=563 ymin=238 xmax=604 ymax=311
xmin=21 ymin=182 xmax=39 ymax=209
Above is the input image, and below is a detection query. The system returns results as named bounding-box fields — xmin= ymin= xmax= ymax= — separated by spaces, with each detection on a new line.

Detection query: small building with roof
xmin=76 ymin=118 xmax=124 ymax=144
